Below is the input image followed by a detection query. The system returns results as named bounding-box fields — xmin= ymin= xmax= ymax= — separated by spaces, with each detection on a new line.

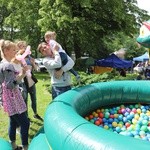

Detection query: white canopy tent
xmin=133 ymin=52 xmax=149 ymax=61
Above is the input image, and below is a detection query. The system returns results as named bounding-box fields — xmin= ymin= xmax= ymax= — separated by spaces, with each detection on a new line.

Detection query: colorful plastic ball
xmin=109 ymin=114 xmax=114 ymax=119
xmin=120 ymin=131 xmax=127 ymax=136
xmin=142 ymin=120 xmax=148 ymax=125
xmin=121 ymin=108 xmax=126 ymax=114
xmin=126 ymin=108 xmax=131 ymax=113
xmin=123 ymin=117 xmax=128 ymax=123
xmin=104 ymin=125 xmax=109 ymax=130
xmin=104 ymin=112 xmax=110 ymax=118
xmin=134 ymin=135 xmax=140 ymax=139
xmin=116 ymin=126 xmax=121 ymax=133
xmin=141 ymin=125 xmax=147 ymax=131
xmin=114 ymin=114 xmax=119 ymax=118
xmin=93 ymin=117 xmax=97 ymax=121
xmin=108 ymin=118 xmax=113 ymax=123
xmin=113 ymin=118 xmax=118 ymax=123
xmin=132 ymin=108 xmax=137 ymax=113
xmin=131 ymin=130 xmax=139 ymax=136
xmin=132 ymin=119 xmax=137 ymax=125
xmin=125 ymin=122 xmax=130 ymax=128
xmin=118 ymin=114 xmax=123 ymax=121
xmin=139 ymin=130 xmax=145 ymax=136
xmin=126 ymin=114 xmax=132 ymax=121
xmin=126 ymin=132 xmax=133 ymax=137
xmin=137 ymin=108 xmax=142 ymax=114
xmin=85 ymin=117 xmax=89 ymax=120
xmin=102 ymin=118 xmax=107 ymax=123
xmin=89 ymin=115 xmax=94 ymax=119
xmin=112 ymin=122 xmax=118 ymax=127
xmin=94 ymin=113 xmax=98 ymax=118
xmin=90 ymin=119 xmax=95 ymax=123
xmin=95 ymin=120 xmax=101 ymax=126
xmin=98 ymin=112 xmax=104 ymax=118
xmin=134 ymin=114 xmax=140 ymax=120
xmin=96 ymin=109 xmax=101 ymax=113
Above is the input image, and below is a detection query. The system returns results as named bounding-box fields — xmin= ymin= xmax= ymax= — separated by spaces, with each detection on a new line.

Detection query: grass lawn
xmin=0 ymin=72 xmax=51 ymax=145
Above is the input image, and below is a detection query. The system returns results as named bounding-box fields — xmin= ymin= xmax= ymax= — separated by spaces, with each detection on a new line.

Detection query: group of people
xmin=0 ymin=30 xmax=79 ymax=150
xmin=135 ymin=62 xmax=150 ymax=80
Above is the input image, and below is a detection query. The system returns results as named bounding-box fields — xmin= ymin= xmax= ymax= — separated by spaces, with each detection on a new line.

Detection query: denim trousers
xmin=9 ymin=112 xmax=30 ymax=145
xmin=25 ymin=84 xmax=37 ymax=114
xmin=52 ymin=85 xmax=71 ymax=100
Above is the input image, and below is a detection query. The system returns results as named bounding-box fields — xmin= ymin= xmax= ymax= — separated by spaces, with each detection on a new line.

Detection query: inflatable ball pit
xmin=29 ymin=80 xmax=150 ymax=150
xmin=0 ymin=138 xmax=12 ymax=150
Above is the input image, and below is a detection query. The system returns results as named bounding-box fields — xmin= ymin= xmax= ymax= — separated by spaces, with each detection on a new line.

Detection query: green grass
xmin=0 ymin=72 xmax=51 ymax=145
xmin=0 ymin=71 xmax=137 ymax=146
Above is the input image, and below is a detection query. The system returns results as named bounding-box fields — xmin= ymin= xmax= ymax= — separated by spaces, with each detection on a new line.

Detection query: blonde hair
xmin=0 ymin=40 xmax=17 ymax=60
xmin=44 ymin=31 xmax=56 ymax=40
xmin=16 ymin=40 xmax=27 ymax=49
xmin=0 ymin=39 xmax=5 ymax=59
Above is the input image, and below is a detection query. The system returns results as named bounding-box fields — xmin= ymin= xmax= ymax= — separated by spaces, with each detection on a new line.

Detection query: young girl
xmin=16 ymin=40 xmax=42 ymax=120
xmin=0 ymin=40 xmax=30 ymax=150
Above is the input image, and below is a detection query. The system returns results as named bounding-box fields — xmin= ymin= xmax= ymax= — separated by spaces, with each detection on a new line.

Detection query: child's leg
xmin=9 ymin=116 xmax=17 ymax=149
xmin=14 ymin=112 xmax=30 ymax=147
xmin=55 ymin=52 xmax=68 ymax=71
xmin=59 ymin=52 xmax=68 ymax=65
xmin=70 ymin=69 xmax=81 ymax=82
xmin=69 ymin=69 xmax=78 ymax=77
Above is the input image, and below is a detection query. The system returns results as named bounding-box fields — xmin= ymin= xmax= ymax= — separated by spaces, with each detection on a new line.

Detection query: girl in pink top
xmin=0 ymin=40 xmax=29 ymax=150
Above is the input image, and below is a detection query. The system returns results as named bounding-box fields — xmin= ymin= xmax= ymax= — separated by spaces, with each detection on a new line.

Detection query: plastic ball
xmin=142 ymin=120 xmax=148 ymax=125
xmin=104 ymin=112 xmax=110 ymax=118
xmin=141 ymin=125 xmax=147 ymax=131
xmin=112 ymin=122 xmax=118 ymax=127
xmin=85 ymin=117 xmax=89 ymax=120
xmin=95 ymin=120 xmax=101 ymax=126
xmin=137 ymin=108 xmax=142 ymax=114
xmin=116 ymin=126 xmax=121 ymax=133
xmin=98 ymin=112 xmax=104 ymax=118
xmin=104 ymin=125 xmax=109 ymax=130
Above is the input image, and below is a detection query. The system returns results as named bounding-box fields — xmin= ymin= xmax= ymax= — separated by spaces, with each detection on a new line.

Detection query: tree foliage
xmin=0 ymin=0 xmax=149 ymax=59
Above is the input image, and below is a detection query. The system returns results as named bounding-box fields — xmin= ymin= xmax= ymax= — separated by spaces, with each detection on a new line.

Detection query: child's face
xmin=19 ymin=44 xmax=26 ymax=50
xmin=5 ymin=46 xmax=17 ymax=59
xmin=45 ymin=36 xmax=51 ymax=43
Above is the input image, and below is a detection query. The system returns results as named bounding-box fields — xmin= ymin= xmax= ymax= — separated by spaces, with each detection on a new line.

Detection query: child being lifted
xmin=44 ymin=31 xmax=80 ymax=82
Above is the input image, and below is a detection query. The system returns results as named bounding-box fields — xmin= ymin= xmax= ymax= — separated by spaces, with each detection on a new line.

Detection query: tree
xmin=0 ymin=0 xmax=41 ymax=57
xmin=37 ymin=0 xmax=150 ymax=59
xmin=0 ymin=0 xmax=149 ymax=59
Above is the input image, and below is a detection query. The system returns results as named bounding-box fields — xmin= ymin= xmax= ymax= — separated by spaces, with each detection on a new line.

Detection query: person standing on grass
xmin=37 ymin=42 xmax=74 ymax=100
xmin=44 ymin=31 xmax=80 ymax=83
xmin=0 ymin=40 xmax=30 ymax=150
xmin=16 ymin=40 xmax=42 ymax=121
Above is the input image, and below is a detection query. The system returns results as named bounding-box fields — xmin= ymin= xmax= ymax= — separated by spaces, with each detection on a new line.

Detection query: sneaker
xmin=14 ymin=145 xmax=23 ymax=150
xmin=33 ymin=114 xmax=43 ymax=121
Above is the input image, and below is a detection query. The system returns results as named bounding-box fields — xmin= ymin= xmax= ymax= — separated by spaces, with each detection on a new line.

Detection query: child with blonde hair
xmin=44 ymin=31 xmax=80 ymax=82
xmin=0 ymin=40 xmax=29 ymax=150
xmin=16 ymin=40 xmax=42 ymax=120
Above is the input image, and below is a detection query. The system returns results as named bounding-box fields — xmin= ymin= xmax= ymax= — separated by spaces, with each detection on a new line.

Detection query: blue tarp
xmin=133 ymin=52 xmax=149 ymax=61
xmin=95 ymin=54 xmax=132 ymax=69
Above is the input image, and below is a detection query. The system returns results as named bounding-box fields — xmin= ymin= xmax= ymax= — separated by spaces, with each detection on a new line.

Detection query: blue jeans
xmin=57 ymin=52 xmax=79 ymax=77
xmin=9 ymin=112 xmax=30 ymax=145
xmin=52 ymin=86 xmax=71 ymax=100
